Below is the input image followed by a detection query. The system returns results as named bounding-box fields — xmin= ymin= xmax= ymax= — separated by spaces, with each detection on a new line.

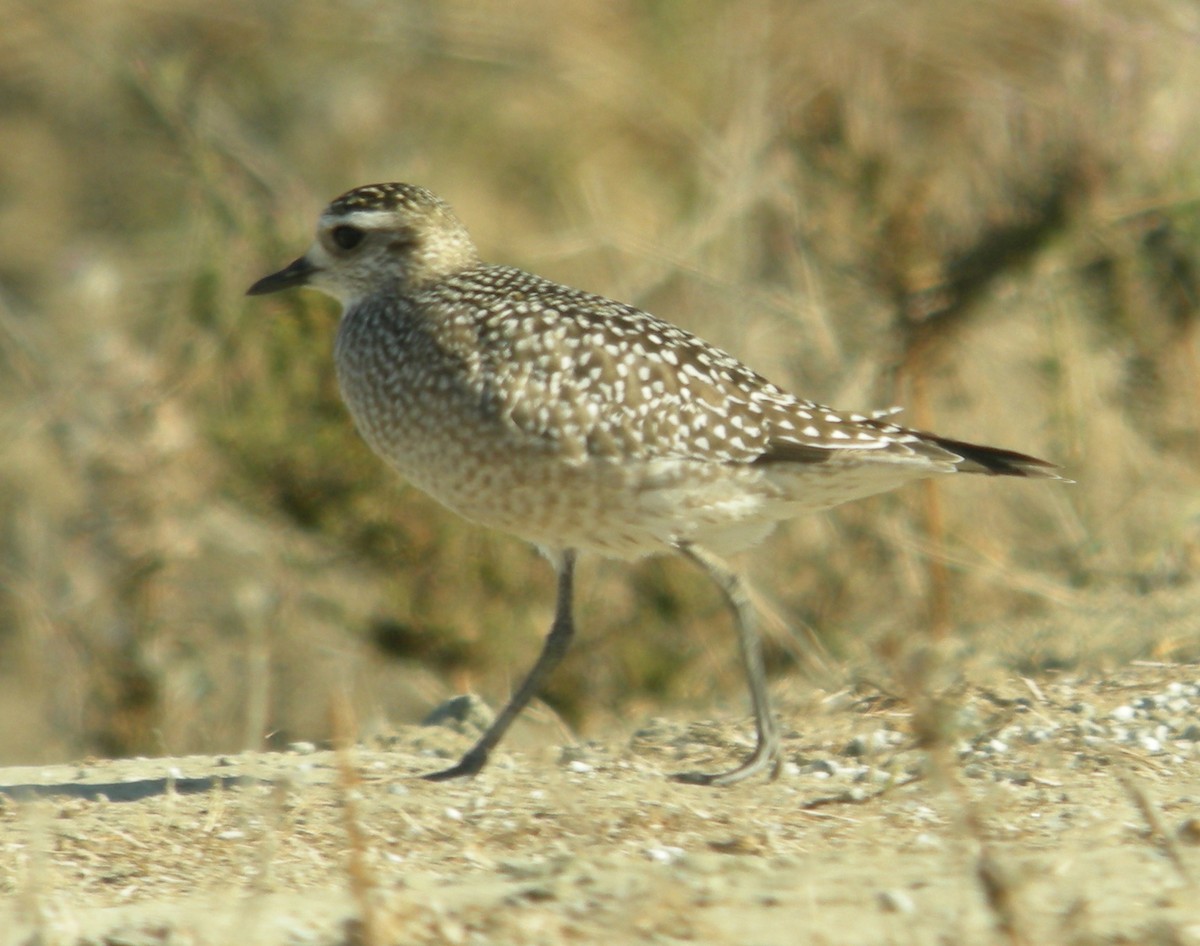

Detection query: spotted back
xmin=408 ymin=264 xmax=972 ymax=471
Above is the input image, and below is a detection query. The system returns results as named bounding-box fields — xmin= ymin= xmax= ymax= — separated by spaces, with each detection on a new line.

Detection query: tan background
xmin=1 ymin=0 xmax=1197 ymax=765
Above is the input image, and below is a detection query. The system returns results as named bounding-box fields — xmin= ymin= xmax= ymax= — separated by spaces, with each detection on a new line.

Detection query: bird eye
xmin=331 ymin=225 xmax=365 ymax=250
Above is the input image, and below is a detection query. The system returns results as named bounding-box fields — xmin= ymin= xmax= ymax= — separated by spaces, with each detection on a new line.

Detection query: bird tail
xmin=925 ymin=434 xmax=1065 ymax=479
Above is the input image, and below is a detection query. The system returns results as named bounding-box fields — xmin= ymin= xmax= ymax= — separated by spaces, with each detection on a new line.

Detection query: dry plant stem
xmin=1185 ymin=321 xmax=1200 ymax=439
xmin=253 ymin=779 xmax=290 ymax=894
xmin=230 ymin=776 xmax=289 ymax=941
xmin=917 ymin=476 xmax=951 ymax=636
xmin=902 ymin=639 xmax=1032 ymax=946
xmin=241 ymin=599 xmax=272 ymax=753
xmin=331 ymin=694 xmax=382 ymax=946
xmin=900 ymin=350 xmax=952 ymax=638
xmin=925 ymin=734 xmax=1031 ymax=946
xmin=1116 ymin=769 xmax=1194 ymax=886
xmin=15 ymin=796 xmax=52 ymax=938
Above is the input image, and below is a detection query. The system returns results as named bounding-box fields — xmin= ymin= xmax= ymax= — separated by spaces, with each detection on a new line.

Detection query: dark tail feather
xmin=927 ymin=434 xmax=1064 ymax=479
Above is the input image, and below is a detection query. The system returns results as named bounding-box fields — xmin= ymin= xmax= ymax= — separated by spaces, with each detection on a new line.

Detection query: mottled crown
xmin=327 ymin=182 xmax=448 ymax=216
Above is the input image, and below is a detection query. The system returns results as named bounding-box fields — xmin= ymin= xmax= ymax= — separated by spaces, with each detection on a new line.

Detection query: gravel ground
xmin=2 ymin=662 xmax=1199 ymax=945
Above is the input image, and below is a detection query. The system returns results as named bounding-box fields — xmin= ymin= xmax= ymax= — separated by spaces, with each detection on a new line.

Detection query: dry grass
xmin=0 ymin=0 xmax=1197 ymax=764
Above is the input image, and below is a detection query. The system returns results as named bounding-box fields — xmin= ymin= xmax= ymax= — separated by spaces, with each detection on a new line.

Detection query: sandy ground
xmin=2 ymin=663 xmax=1199 ymax=946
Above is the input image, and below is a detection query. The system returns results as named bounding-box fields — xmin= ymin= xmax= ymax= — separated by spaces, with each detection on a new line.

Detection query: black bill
xmin=246 ymin=256 xmax=318 ymax=296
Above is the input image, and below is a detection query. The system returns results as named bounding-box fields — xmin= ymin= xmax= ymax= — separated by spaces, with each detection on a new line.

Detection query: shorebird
xmin=248 ymin=182 xmax=1060 ymax=786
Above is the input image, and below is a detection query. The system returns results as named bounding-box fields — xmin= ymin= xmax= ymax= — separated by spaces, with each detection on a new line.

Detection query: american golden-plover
xmin=248 ymin=182 xmax=1061 ymax=786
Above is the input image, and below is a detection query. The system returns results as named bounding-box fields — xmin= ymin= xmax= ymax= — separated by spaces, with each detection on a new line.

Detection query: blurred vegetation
xmin=1 ymin=0 xmax=1197 ymax=764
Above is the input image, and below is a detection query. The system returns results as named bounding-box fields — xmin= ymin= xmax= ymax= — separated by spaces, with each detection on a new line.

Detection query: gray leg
xmin=422 ymin=549 xmax=577 ymax=781
xmin=672 ymin=543 xmax=783 ymax=786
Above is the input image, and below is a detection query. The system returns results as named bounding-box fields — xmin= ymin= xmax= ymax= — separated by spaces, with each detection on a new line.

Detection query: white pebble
xmin=1139 ymin=736 xmax=1163 ymax=753
xmin=878 ymin=889 xmax=916 ymax=914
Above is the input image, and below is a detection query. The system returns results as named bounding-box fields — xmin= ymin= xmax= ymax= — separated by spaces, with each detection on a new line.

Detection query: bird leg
xmin=422 ymin=549 xmax=577 ymax=781
xmin=671 ymin=543 xmax=783 ymax=786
